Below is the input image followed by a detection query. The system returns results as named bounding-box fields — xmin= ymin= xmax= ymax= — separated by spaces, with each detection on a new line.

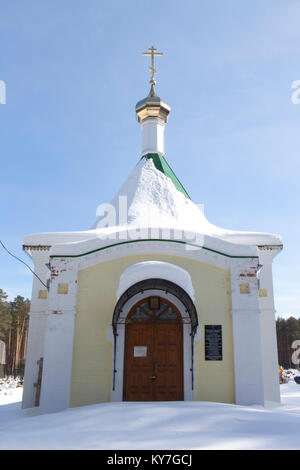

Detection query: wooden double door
xmin=123 ymin=297 xmax=183 ymax=401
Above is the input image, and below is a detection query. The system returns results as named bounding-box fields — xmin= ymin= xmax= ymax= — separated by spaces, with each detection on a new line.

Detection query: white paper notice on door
xmin=134 ymin=346 xmax=147 ymax=357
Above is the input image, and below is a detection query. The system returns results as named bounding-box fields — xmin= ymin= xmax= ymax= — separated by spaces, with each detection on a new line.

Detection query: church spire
xmin=136 ymin=45 xmax=171 ymax=156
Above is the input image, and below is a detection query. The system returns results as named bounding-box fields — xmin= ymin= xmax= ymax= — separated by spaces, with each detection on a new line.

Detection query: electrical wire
xmin=0 ymin=239 xmax=49 ymax=290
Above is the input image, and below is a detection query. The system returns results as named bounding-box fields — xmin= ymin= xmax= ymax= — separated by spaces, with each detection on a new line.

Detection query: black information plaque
xmin=205 ymin=325 xmax=222 ymax=360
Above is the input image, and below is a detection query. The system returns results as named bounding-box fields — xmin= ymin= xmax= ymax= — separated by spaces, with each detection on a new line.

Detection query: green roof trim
xmin=50 ymin=238 xmax=259 ymax=260
xmin=142 ymin=153 xmax=191 ymax=199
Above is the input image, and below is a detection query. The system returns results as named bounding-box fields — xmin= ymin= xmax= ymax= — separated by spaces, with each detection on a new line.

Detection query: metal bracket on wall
xmin=33 ymin=357 xmax=43 ymax=407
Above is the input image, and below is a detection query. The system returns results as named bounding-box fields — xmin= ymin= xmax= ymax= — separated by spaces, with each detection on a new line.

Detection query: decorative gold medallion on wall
xmin=259 ymin=288 xmax=267 ymax=297
xmin=239 ymin=283 xmax=250 ymax=294
xmin=57 ymin=283 xmax=69 ymax=294
xmin=38 ymin=289 xmax=48 ymax=299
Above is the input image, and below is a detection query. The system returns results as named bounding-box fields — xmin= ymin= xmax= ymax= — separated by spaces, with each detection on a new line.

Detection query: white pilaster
xmin=22 ymin=249 xmax=50 ymax=409
xmin=258 ymin=248 xmax=281 ymax=404
xmin=38 ymin=258 xmax=78 ymax=413
xmin=22 ymin=312 xmax=47 ymax=408
xmin=230 ymin=258 xmax=265 ymax=406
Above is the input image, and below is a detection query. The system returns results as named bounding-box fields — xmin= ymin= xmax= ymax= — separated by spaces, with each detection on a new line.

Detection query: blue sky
xmin=0 ymin=0 xmax=299 ymax=318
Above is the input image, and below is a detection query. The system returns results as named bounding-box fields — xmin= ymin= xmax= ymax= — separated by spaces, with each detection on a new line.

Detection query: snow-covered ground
xmin=0 ymin=377 xmax=23 ymax=405
xmin=1 ymin=379 xmax=300 ymax=450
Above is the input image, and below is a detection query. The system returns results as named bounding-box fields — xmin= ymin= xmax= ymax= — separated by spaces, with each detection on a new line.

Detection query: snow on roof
xmin=116 ymin=261 xmax=195 ymax=301
xmin=23 ymin=154 xmax=282 ymax=257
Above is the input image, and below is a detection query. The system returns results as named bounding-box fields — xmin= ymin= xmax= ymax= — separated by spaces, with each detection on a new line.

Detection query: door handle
xmin=149 ymin=375 xmax=156 ymax=381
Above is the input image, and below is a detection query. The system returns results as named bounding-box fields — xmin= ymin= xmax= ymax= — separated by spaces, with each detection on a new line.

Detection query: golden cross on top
xmin=142 ymin=45 xmax=163 ymax=96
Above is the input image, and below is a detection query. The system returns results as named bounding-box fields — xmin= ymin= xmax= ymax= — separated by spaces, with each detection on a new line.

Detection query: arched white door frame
xmin=110 ymin=281 xmax=199 ymax=402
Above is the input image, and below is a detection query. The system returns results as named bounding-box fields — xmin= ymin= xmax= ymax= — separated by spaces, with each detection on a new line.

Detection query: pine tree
xmin=0 ymin=290 xmax=30 ymax=376
xmin=0 ymin=289 xmax=11 ymax=341
xmin=5 ymin=296 xmax=30 ymax=375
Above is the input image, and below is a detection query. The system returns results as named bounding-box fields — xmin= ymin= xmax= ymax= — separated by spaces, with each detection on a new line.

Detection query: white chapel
xmin=22 ymin=47 xmax=283 ymax=413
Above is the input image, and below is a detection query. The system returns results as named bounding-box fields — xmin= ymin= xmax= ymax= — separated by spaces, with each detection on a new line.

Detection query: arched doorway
xmin=111 ymin=278 xmax=198 ymax=402
xmin=123 ymin=296 xmax=183 ymax=401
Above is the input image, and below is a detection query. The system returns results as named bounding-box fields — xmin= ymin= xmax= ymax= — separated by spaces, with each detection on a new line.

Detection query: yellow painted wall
xmin=70 ymin=254 xmax=234 ymax=407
